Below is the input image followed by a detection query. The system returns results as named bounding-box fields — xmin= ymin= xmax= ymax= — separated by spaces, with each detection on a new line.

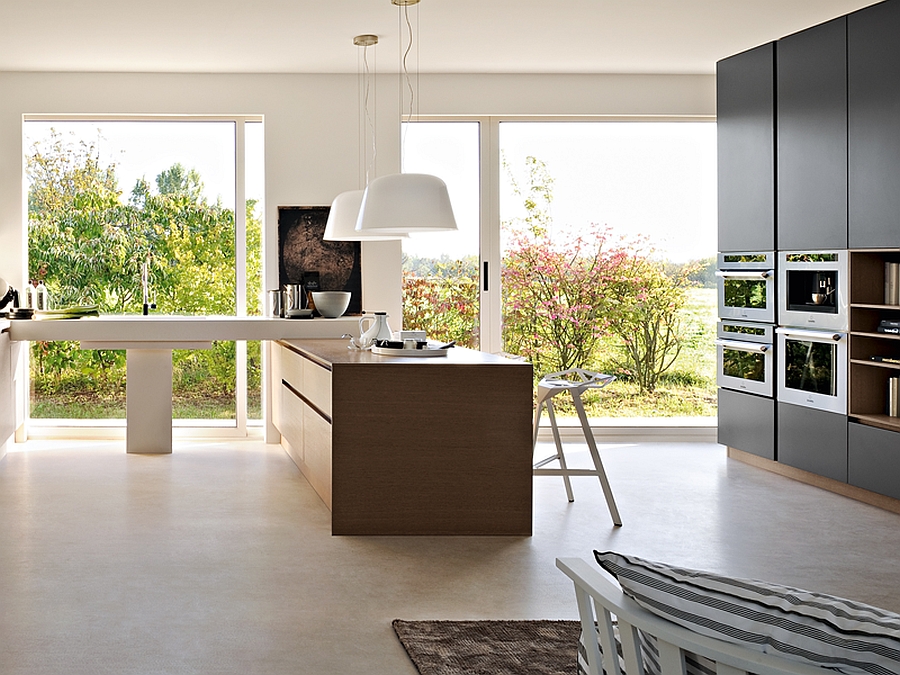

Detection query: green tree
xmin=26 ymin=130 xmax=260 ymax=418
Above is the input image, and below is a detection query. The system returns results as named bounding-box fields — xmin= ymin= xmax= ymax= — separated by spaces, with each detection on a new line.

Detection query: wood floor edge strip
xmin=727 ymin=447 xmax=900 ymax=516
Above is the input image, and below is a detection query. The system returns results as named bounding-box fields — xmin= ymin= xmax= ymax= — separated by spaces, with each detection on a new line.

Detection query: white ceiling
xmin=0 ymin=0 xmax=882 ymax=75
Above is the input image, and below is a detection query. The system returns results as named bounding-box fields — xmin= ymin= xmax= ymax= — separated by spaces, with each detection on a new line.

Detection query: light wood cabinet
xmin=274 ymin=339 xmax=533 ymax=535
xmin=0 ymin=328 xmax=14 ymax=455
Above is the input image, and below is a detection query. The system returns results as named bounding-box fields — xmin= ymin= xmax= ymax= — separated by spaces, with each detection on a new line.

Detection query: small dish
xmin=286 ymin=308 xmax=314 ymax=319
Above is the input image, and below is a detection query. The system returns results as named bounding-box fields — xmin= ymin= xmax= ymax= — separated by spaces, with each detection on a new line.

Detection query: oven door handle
xmin=775 ymin=328 xmax=846 ymax=342
xmin=715 ymin=339 xmax=770 ymax=353
xmin=714 ymin=270 xmax=773 ymax=280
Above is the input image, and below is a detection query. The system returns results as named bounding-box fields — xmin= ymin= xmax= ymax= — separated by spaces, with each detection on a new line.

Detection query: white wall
xmin=0 ymin=71 xmax=715 ymax=317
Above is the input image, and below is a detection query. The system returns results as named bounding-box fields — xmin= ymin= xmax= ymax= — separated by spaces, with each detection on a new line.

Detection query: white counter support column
xmin=126 ymin=349 xmax=173 ymax=454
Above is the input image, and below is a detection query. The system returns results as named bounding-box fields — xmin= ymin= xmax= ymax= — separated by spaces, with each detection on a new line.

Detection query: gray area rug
xmin=392 ymin=619 xmax=581 ymax=675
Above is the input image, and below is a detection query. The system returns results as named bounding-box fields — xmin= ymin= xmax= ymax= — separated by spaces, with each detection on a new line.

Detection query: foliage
xmin=604 ymin=256 xmax=695 ymax=393
xmin=499 ymin=156 xmax=693 ymax=392
xmin=402 ymin=256 xmax=479 ymax=348
xmin=399 ymin=155 xmax=704 ymax=399
xmin=665 ymin=256 xmax=716 ymax=288
xmin=26 ymin=130 xmax=261 ymax=417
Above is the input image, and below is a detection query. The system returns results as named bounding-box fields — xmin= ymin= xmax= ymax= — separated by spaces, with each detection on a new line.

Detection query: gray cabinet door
xmin=849 ymin=1 xmax=900 ymax=249
xmin=777 ymin=18 xmax=847 ymax=251
xmin=717 ymin=388 xmax=775 ymax=460
xmin=777 ymin=402 xmax=848 ymax=482
xmin=848 ymin=422 xmax=900 ymax=500
xmin=717 ymin=43 xmax=776 ymax=252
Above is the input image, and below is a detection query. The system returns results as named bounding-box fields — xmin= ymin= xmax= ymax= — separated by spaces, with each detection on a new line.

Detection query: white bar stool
xmin=532 ymin=368 xmax=622 ymax=526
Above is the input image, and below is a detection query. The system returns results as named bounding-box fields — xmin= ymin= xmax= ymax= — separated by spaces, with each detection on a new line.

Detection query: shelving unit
xmin=849 ymin=250 xmax=900 ymax=432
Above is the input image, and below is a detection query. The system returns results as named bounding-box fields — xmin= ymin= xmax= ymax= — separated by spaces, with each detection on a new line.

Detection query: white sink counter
xmin=7 ymin=314 xmax=358 ymax=343
xmin=7 ymin=314 xmax=361 ymax=454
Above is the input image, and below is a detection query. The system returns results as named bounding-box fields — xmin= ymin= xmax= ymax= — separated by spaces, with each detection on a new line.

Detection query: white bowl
xmin=311 ymin=291 xmax=351 ymax=318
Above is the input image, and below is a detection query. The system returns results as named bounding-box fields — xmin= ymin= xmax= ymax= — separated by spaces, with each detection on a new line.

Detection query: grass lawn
xmin=31 ymin=393 xmax=262 ymax=420
xmin=550 ymin=287 xmax=717 ymax=419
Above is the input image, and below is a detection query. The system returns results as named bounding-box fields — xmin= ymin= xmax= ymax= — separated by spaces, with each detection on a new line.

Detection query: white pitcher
xmin=358 ymin=312 xmax=393 ymax=348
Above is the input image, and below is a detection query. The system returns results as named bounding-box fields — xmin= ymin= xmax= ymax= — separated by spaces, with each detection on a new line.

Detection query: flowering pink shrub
xmin=401 ymin=156 xmax=693 ymax=393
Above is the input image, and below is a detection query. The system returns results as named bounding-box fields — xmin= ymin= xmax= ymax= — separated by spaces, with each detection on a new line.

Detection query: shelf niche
xmin=849 ymin=249 xmax=900 ymax=432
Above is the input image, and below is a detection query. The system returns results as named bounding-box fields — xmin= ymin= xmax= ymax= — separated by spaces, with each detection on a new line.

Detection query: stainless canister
xmin=268 ymin=289 xmax=284 ymax=318
xmin=284 ymin=284 xmax=305 ymax=312
xmin=888 ymin=376 xmax=900 ymax=417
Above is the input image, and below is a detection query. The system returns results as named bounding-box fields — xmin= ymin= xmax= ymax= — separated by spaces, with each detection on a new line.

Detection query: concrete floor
xmin=1 ymin=437 xmax=899 ymax=674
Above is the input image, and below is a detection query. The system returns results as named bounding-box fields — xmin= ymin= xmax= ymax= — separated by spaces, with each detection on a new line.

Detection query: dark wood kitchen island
xmin=273 ymin=339 xmax=534 ymax=535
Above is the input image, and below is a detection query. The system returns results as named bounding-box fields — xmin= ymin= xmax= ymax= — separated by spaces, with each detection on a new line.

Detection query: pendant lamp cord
xmin=399 ymin=1 xmax=418 ymax=168
xmin=363 ymin=43 xmax=376 ymax=186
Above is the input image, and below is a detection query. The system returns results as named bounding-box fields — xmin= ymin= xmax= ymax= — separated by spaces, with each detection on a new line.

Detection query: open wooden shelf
xmin=850 ymin=251 xmax=900 ymax=430
xmin=850 ymin=358 xmax=900 ymax=370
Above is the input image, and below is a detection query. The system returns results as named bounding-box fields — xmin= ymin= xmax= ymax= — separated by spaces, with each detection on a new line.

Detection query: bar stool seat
xmin=532 ymin=368 xmax=622 ymax=526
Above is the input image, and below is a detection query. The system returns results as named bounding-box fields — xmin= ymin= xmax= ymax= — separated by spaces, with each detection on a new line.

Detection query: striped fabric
xmin=576 ymin=620 xmax=716 ymax=675
xmin=595 ymin=551 xmax=900 ymax=675
xmin=577 ymin=623 xmax=627 ymax=675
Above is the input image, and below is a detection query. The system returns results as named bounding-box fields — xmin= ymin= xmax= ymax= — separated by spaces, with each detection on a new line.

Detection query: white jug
xmin=358 ymin=312 xmax=393 ymax=348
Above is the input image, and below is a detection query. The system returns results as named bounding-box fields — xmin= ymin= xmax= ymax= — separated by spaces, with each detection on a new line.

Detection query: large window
xmin=403 ymin=118 xmax=717 ymax=418
xmin=23 ymin=116 xmax=263 ymax=429
xmin=400 ymin=121 xmax=481 ymax=348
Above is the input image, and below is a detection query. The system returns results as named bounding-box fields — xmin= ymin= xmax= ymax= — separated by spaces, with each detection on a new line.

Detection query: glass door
xmin=400 ymin=121 xmax=481 ymax=348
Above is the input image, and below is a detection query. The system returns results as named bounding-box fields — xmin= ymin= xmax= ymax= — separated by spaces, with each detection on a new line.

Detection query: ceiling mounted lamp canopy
xmin=325 ymin=34 xmax=407 ymax=241
xmin=354 ymin=0 xmax=458 ymax=236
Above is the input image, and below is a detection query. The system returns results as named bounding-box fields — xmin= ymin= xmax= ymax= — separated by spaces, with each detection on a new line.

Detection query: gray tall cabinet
xmin=716 ymin=43 xmax=775 ymax=253
xmin=719 ymin=0 xmax=900 ymax=504
xmin=776 ymin=17 xmax=847 ymax=252
xmin=848 ymin=0 xmax=900 ymax=249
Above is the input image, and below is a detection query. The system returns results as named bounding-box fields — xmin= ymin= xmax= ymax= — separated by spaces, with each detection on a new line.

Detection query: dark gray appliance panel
xmin=718 ymin=388 xmax=775 ymax=460
xmin=717 ymin=42 xmax=776 ymax=252
xmin=849 ymin=0 xmax=900 ymax=249
xmin=848 ymin=422 xmax=900 ymax=501
xmin=777 ymin=402 xmax=847 ymax=482
xmin=777 ymin=17 xmax=848 ymax=251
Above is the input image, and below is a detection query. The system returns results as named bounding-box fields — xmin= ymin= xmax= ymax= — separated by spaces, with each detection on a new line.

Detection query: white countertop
xmin=6 ymin=314 xmax=359 ymax=344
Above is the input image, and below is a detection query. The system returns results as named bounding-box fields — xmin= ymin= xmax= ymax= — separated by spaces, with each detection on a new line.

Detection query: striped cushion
xmin=595 ymin=551 xmax=900 ymax=675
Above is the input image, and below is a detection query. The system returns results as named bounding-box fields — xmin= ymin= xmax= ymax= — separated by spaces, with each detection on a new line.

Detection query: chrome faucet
xmin=141 ymin=259 xmax=156 ymax=315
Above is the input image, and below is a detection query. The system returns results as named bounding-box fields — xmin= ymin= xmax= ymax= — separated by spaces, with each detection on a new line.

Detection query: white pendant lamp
xmin=325 ymin=189 xmax=409 ymax=241
xmin=356 ymin=173 xmax=457 ymax=234
xmin=355 ymin=0 xmax=458 ymax=236
xmin=324 ymin=34 xmax=407 ymax=241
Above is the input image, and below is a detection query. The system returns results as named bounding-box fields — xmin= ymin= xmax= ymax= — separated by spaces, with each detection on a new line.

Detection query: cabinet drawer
xmin=849 ymin=422 xmax=900 ymax=500
xmin=303 ymin=403 xmax=332 ymax=509
xmin=302 ymin=356 xmax=332 ymax=418
xmin=280 ymin=344 xmax=304 ymax=391
xmin=279 ymin=383 xmax=305 ymax=460
xmin=717 ymin=388 xmax=775 ymax=460
xmin=777 ymin=402 xmax=847 ymax=482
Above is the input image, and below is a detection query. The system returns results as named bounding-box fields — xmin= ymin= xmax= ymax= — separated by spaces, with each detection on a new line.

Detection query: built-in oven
xmin=716 ymin=321 xmax=774 ymax=397
xmin=716 ymin=252 xmax=775 ymax=323
xmin=778 ymin=250 xmax=848 ymax=331
xmin=776 ymin=327 xmax=847 ymax=414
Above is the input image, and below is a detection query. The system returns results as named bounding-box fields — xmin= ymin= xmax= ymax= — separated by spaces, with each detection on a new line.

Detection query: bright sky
xmin=23 ymin=119 xmax=716 ymax=264
xmin=23 ymin=120 xmax=265 ymax=208
xmin=403 ymin=120 xmax=718 ymax=263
